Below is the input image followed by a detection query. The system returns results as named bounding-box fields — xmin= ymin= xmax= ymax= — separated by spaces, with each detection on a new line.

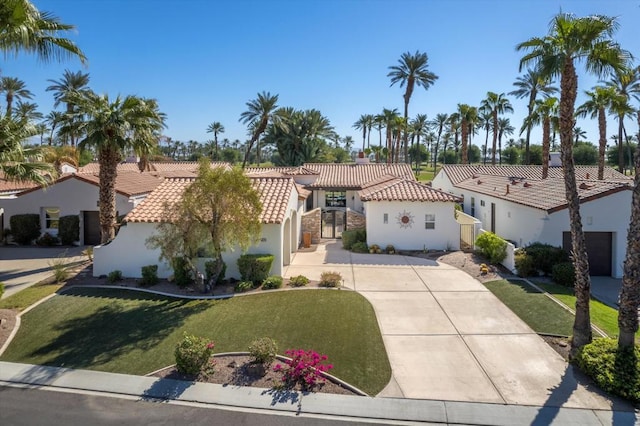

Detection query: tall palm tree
xmin=509 ymin=69 xmax=557 ymax=164
xmin=572 ymin=126 xmax=587 ymax=144
xmin=206 ymin=121 xmax=224 ymax=160
xmin=517 ymin=12 xmax=630 ymax=354
xmin=43 ymin=110 xmax=63 ymax=144
xmin=75 ymin=92 xmax=166 ymax=243
xmin=388 ymin=51 xmax=438 ymax=163
xmin=353 ymin=114 xmax=368 ymax=152
xmin=430 ymin=113 xmax=448 ymax=170
xmin=0 ymin=0 xmax=86 ymax=63
xmin=0 ymin=76 xmax=33 ymax=117
xmin=577 ymin=86 xmax=621 ymax=179
xmin=239 ymin=91 xmax=278 ymax=168
xmin=478 ymin=109 xmax=493 ymax=165
xmin=13 ymin=100 xmax=41 ymax=122
xmin=497 ymin=117 xmax=514 ymax=165
xmin=481 ymin=92 xmax=513 ymax=165
xmin=411 ymin=113 xmax=429 ymax=171
xmin=523 ymin=97 xmax=558 ymax=178
xmin=605 ymin=66 xmax=640 ymax=173
xmin=457 ymin=104 xmax=476 ymax=164
xmin=46 ymin=70 xmax=90 ymax=146
xmin=381 ymin=108 xmax=399 ymax=163
xmin=448 ymin=112 xmax=461 ymax=160
xmin=0 ymin=115 xmax=54 ymax=184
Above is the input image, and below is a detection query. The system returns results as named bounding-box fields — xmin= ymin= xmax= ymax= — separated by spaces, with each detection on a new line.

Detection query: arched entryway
xmin=291 ymin=210 xmax=298 ymax=252
xmin=283 ymin=218 xmax=291 ymax=266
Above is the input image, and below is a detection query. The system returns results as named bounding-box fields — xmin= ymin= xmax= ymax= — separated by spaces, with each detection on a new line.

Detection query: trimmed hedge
xmin=525 ymin=243 xmax=568 ymax=275
xmin=342 ymin=228 xmax=366 ymax=250
xmin=140 ymin=265 xmax=159 ymax=287
xmin=9 ymin=214 xmax=40 ymax=245
xmin=58 ymin=215 xmax=79 ymax=245
xmin=237 ymin=254 xmax=274 ymax=285
xmin=351 ymin=241 xmax=368 ymax=253
xmin=575 ymin=338 xmax=640 ymax=403
xmin=552 ymin=262 xmax=575 ymax=287
xmin=172 ymin=257 xmax=193 ymax=288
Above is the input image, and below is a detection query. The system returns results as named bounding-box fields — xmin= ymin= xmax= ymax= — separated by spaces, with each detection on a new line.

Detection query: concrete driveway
xmin=0 ymin=246 xmax=86 ymax=299
xmin=284 ymin=241 xmax=627 ymax=410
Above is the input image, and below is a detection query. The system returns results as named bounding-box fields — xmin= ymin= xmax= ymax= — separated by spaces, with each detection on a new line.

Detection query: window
xmin=425 ymin=214 xmax=435 ymax=230
xmin=383 ymin=213 xmax=388 ymax=224
xmin=470 ymin=197 xmax=475 ymax=216
xmin=325 ymin=191 xmax=346 ymax=207
xmin=44 ymin=207 xmax=60 ymax=230
xmin=480 ymin=200 xmax=485 ymax=207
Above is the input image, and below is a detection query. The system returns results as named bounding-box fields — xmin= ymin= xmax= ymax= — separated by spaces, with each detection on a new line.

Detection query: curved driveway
xmin=284 ymin=241 xmax=625 ymax=410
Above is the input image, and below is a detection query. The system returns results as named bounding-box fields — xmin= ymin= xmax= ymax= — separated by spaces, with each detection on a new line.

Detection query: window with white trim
xmin=43 ymin=207 xmax=60 ymax=230
xmin=383 ymin=213 xmax=388 ymax=224
xmin=425 ymin=214 xmax=435 ymax=230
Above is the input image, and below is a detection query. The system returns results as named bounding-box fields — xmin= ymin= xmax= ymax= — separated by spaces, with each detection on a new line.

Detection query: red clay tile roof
xmin=455 ymin=173 xmax=630 ymax=213
xmin=78 ymin=162 xmax=142 ymax=174
xmin=441 ymin=164 xmax=630 ymax=185
xmin=303 ymin=163 xmax=415 ymax=189
xmin=245 ymin=166 xmax=319 ymax=176
xmin=0 ymin=173 xmax=39 ymax=194
xmin=78 ymin=161 xmax=230 ymax=177
xmin=359 ymin=178 xmax=461 ymax=202
xmin=125 ymin=176 xmax=295 ymax=224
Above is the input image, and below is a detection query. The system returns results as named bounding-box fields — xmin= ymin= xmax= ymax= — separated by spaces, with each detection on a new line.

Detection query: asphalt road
xmin=0 ymin=386 xmax=403 ymax=426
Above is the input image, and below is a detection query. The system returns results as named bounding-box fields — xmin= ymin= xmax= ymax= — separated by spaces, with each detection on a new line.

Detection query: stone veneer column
xmin=346 ymin=209 xmax=366 ymax=230
xmin=301 ymin=208 xmax=321 ymax=244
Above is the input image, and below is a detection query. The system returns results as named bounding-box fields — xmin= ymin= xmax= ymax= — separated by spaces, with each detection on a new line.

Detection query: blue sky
xmin=5 ymin=0 xmax=640 ymax=150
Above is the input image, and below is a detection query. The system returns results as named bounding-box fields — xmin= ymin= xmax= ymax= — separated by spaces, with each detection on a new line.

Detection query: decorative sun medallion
xmin=396 ymin=210 xmax=414 ymax=229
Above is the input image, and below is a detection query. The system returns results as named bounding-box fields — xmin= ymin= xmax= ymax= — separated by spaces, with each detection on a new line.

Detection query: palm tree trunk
xmin=483 ymin=128 xmax=489 ymax=165
xmin=461 ymin=119 xmax=468 ymax=164
xmin=98 ymin=145 xmax=120 ymax=244
xmin=618 ymin=116 xmax=625 ymax=173
xmin=597 ymin=107 xmax=606 ymax=180
xmin=403 ymin=101 xmax=409 ymax=164
xmin=525 ymin=93 xmax=535 ymax=165
xmin=491 ymin=111 xmax=498 ymax=165
xmin=617 ymin=143 xmax=640 ymax=348
xmin=561 ymin=59 xmax=592 ymax=356
xmin=542 ymin=116 xmax=550 ymax=179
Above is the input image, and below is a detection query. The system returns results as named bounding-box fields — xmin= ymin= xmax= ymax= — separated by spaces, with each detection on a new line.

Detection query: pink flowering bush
xmin=273 ymin=349 xmax=333 ymax=390
xmin=174 ymin=332 xmax=216 ymax=375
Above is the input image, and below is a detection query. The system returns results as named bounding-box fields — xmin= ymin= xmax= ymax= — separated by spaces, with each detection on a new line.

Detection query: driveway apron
xmin=284 ymin=240 xmax=625 ymax=410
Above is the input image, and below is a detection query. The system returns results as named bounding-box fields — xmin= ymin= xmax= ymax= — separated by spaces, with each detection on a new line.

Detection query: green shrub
xmin=237 ymin=254 xmax=274 ymax=285
xmin=174 ymin=332 xmax=216 ymax=375
xmin=204 ymin=259 xmax=226 ymax=286
xmin=385 ymin=244 xmax=395 ymax=254
xmin=107 ymin=270 xmax=123 ymax=284
xmin=248 ymin=337 xmax=278 ymax=365
xmin=36 ymin=232 xmax=60 ymax=246
xmin=10 ymin=214 xmax=40 ymax=245
xmin=0 ymin=282 xmax=5 ymax=298
xmin=140 ymin=265 xmax=159 ymax=287
xmin=514 ymin=250 xmax=536 ymax=277
xmin=58 ymin=215 xmax=79 ymax=245
xmin=262 ymin=275 xmax=283 ymax=290
xmin=475 ymin=232 xmax=507 ymax=264
xmin=552 ymin=262 xmax=575 ymax=287
xmin=341 ymin=228 xmax=366 ymax=250
xmin=525 ymin=243 xmax=568 ymax=275
xmin=234 ymin=281 xmax=253 ymax=293
xmin=575 ymin=338 xmax=640 ymax=403
xmin=171 ymin=257 xmax=192 ymax=288
xmin=288 ymin=275 xmax=309 ymax=287
xmin=351 ymin=241 xmax=368 ymax=253
xmin=319 ymin=271 xmax=342 ymax=288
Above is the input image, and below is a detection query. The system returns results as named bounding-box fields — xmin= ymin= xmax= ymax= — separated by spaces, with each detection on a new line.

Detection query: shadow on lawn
xmin=30 ymin=287 xmax=209 ymax=370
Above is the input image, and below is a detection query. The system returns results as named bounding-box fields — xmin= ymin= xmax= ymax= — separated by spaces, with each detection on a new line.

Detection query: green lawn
xmin=0 ymin=287 xmax=390 ymax=395
xmin=484 ymin=279 xmax=574 ymax=336
xmin=0 ymin=282 xmax=64 ymax=311
xmin=416 ymin=166 xmax=441 ymax=182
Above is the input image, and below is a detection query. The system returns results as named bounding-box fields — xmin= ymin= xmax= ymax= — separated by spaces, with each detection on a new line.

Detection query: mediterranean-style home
xmin=432 ymin=164 xmax=633 ymax=278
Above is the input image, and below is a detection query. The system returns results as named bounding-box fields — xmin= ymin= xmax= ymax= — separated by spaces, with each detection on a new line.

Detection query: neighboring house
xmin=0 ymin=172 xmax=163 ymax=245
xmin=432 ymin=164 xmax=633 ymax=277
xmin=359 ymin=176 xmax=462 ymax=251
xmin=93 ymin=175 xmax=304 ymax=279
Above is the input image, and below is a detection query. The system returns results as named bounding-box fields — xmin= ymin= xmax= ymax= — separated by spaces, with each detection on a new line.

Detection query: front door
xmin=83 ymin=211 xmax=101 ymax=245
xmin=321 ymin=209 xmax=346 ymax=239
xmin=490 ymin=203 xmax=496 ymax=233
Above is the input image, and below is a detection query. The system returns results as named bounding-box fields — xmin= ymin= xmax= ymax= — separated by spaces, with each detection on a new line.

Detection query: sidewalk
xmin=0 ymin=362 xmax=636 ymax=425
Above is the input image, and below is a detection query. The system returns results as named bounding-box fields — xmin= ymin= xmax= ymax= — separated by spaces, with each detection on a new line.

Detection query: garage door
xmin=562 ymin=232 xmax=612 ymax=276
xmin=84 ymin=211 xmax=101 ymax=245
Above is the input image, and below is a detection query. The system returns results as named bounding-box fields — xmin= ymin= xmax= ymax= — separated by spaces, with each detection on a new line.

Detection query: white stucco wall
xmin=364 ymin=200 xmax=460 ymax=251
xmin=1 ymin=177 xmax=133 ymax=242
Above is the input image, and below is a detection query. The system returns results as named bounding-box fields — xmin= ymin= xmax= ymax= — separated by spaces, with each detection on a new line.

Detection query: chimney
xmin=506 ymin=184 xmax=510 ymax=194
xmin=586 ymin=172 xmax=590 ymax=179
xmin=549 ymin=152 xmax=562 ymax=167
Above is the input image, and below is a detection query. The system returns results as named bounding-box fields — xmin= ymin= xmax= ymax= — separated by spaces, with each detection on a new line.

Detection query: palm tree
xmin=411 ymin=113 xmax=429 ymax=171
xmin=388 ymin=51 xmax=438 ymax=163
xmin=0 ymin=0 xmax=86 ymax=63
xmin=353 ymin=114 xmax=368 ymax=152
xmin=497 ymin=117 xmax=514 ymax=165
xmin=43 ymin=110 xmax=63 ymax=144
xmin=430 ymin=113 xmax=448 ymax=170
xmin=381 ymin=108 xmax=399 ymax=163
xmin=75 ymin=92 xmax=166 ymax=243
xmin=573 ymin=126 xmax=587 ymax=144
xmin=577 ymin=86 xmax=622 ymax=180
xmin=239 ymin=91 xmax=278 ymax=168
xmin=0 ymin=76 xmax=33 ymax=117
xmin=478 ymin=109 xmax=493 ymax=164
xmin=46 ymin=70 xmax=90 ymax=146
xmin=13 ymin=100 xmax=42 ymax=122
xmin=605 ymin=66 xmax=640 ymax=173
xmin=0 ymin=115 xmax=54 ymax=184
xmin=206 ymin=121 xmax=224 ymax=160
xmin=517 ymin=12 xmax=631 ymax=354
xmin=524 ymin=97 xmax=558 ymax=178
xmin=457 ymin=104 xmax=477 ymax=164
xmin=509 ymin=69 xmax=557 ymax=164
xmin=481 ymin=92 xmax=513 ymax=165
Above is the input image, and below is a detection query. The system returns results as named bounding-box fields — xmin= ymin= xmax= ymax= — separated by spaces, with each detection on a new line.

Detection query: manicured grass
xmin=0 ymin=288 xmax=391 ymax=395
xmin=416 ymin=166 xmax=441 ymax=182
xmin=483 ymin=279 xmax=574 ymax=336
xmin=0 ymin=282 xmax=64 ymax=311
xmin=534 ymin=282 xmax=639 ymax=339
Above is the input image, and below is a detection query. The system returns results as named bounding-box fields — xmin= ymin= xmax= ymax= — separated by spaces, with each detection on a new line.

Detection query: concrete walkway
xmin=0 ymin=246 xmax=86 ymax=298
xmin=0 ymin=362 xmax=636 ymax=425
xmin=284 ymin=241 xmax=634 ymax=411
xmin=590 ymin=276 xmax=622 ymax=309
